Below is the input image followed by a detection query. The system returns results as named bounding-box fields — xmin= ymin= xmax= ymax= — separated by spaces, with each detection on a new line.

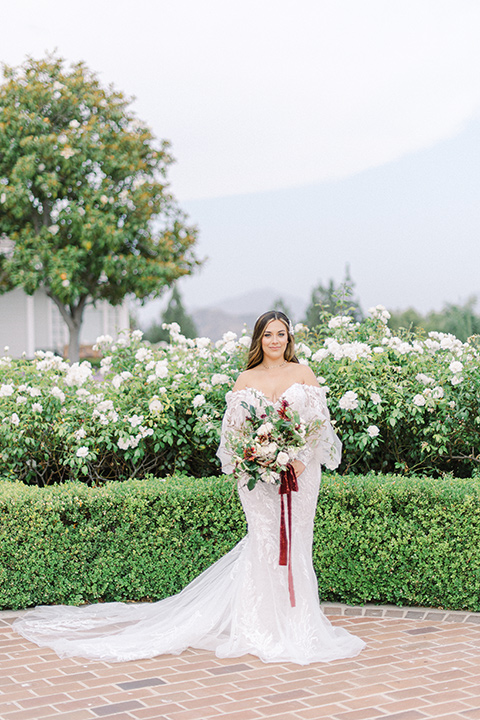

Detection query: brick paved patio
xmin=1 ymin=603 xmax=480 ymax=720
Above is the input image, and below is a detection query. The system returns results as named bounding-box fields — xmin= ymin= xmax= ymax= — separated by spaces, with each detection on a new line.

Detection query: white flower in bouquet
xmin=276 ymin=451 xmax=290 ymax=466
xmin=261 ymin=469 xmax=280 ymax=484
xmin=256 ymin=422 xmax=274 ymax=437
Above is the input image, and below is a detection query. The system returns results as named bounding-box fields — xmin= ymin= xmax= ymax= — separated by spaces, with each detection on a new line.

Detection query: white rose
xmin=257 ymin=422 xmax=274 ymax=436
xmin=367 ymin=425 xmax=380 ymax=438
xmin=76 ymin=446 xmax=89 ymax=458
xmin=193 ymin=394 xmax=206 ymax=408
xmin=338 ymin=390 xmax=358 ymax=410
xmin=211 ymin=373 xmax=230 ymax=386
xmin=276 ymin=451 xmax=290 ymax=465
xmin=413 ymin=394 xmax=426 ymax=406
xmin=312 ymin=348 xmax=328 ymax=362
xmin=155 ymin=362 xmax=168 ymax=378
xmin=51 ymin=387 xmax=65 ymax=403
xmin=370 ymin=392 xmax=382 ymax=405
xmin=449 ymin=361 xmax=463 ymax=374
xmin=149 ymin=397 xmax=164 ymax=414
xmin=135 ymin=348 xmax=151 ymax=362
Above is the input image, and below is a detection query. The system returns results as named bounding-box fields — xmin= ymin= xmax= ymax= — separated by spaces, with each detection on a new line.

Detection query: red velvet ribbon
xmin=279 ymin=463 xmax=298 ymax=607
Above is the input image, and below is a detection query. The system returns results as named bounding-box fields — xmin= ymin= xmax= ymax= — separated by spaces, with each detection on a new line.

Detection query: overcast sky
xmin=3 ymin=0 xmax=480 ymax=317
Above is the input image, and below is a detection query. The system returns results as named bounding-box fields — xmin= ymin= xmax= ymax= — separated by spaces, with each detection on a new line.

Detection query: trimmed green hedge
xmin=2 ymin=473 xmax=480 ymax=611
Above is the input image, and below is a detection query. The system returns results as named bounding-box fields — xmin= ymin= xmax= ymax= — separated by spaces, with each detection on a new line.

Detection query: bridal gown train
xmin=13 ymin=383 xmax=365 ymax=664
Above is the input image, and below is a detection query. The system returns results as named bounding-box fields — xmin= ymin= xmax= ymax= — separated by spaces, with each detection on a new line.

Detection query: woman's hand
xmin=291 ymin=460 xmax=306 ymax=477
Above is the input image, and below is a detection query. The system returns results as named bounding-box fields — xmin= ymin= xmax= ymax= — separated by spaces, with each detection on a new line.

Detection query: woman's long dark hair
xmin=246 ymin=310 xmax=298 ymax=369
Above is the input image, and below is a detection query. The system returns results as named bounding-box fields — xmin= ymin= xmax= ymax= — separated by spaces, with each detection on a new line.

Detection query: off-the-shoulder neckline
xmin=228 ymin=382 xmax=322 ymax=404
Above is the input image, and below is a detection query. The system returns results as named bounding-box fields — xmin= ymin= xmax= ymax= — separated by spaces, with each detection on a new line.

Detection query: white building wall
xmin=0 ymin=288 xmax=131 ymax=358
xmin=0 ymin=288 xmax=30 ymax=357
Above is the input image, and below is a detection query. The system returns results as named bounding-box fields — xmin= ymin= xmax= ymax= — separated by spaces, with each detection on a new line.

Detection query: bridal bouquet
xmin=228 ymin=398 xmax=311 ymax=490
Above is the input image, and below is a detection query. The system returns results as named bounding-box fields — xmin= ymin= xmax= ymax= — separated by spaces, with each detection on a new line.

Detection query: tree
xmin=388 ymin=296 xmax=480 ymax=342
xmin=303 ymin=265 xmax=363 ymax=328
xmin=144 ymin=285 xmax=197 ymax=343
xmin=272 ymin=297 xmax=293 ymax=321
xmin=0 ymin=54 xmax=200 ymax=361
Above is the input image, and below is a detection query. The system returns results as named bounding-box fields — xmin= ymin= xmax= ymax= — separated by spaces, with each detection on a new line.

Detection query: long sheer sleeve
xmin=216 ymin=391 xmax=247 ymax=474
xmin=295 ymin=386 xmax=342 ymax=470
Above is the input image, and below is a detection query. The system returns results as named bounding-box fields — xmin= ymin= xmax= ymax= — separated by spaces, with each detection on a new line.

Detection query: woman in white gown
xmin=13 ymin=310 xmax=365 ymax=664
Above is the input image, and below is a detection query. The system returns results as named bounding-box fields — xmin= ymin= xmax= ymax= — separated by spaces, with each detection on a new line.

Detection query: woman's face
xmin=261 ymin=319 xmax=289 ymax=363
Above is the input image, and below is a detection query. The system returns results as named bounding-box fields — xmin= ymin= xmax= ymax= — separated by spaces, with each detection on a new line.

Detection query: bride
xmin=13 ymin=310 xmax=365 ymax=665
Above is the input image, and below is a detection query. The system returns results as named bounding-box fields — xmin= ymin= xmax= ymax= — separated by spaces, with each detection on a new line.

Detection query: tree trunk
xmin=47 ymin=293 xmax=88 ymax=363
xmin=68 ymin=323 xmax=81 ymax=363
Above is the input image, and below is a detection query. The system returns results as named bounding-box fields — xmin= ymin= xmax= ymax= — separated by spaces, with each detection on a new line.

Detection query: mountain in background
xmin=135 ymin=288 xmax=308 ymax=340
xmin=191 ymin=287 xmax=307 ymax=339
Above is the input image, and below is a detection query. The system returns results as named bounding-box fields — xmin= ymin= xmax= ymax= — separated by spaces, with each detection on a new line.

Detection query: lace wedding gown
xmin=13 ymin=383 xmax=365 ymax=664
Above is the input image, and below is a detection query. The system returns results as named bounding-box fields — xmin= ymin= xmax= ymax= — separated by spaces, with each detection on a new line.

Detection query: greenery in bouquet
xmin=227 ymin=398 xmax=310 ymax=490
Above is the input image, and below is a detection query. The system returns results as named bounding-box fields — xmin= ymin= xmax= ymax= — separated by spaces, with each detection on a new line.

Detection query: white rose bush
xmin=0 ymin=308 xmax=479 ymax=486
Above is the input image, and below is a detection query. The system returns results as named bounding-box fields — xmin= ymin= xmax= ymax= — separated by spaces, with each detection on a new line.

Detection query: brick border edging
xmin=320 ymin=602 xmax=480 ymax=624
xmin=2 ymin=603 xmax=480 ymax=624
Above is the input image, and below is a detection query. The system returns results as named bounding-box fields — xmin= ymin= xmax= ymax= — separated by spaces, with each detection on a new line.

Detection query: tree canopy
xmin=144 ymin=285 xmax=198 ymax=343
xmin=0 ymin=54 xmax=200 ymax=360
xmin=303 ymin=265 xmax=363 ymax=328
